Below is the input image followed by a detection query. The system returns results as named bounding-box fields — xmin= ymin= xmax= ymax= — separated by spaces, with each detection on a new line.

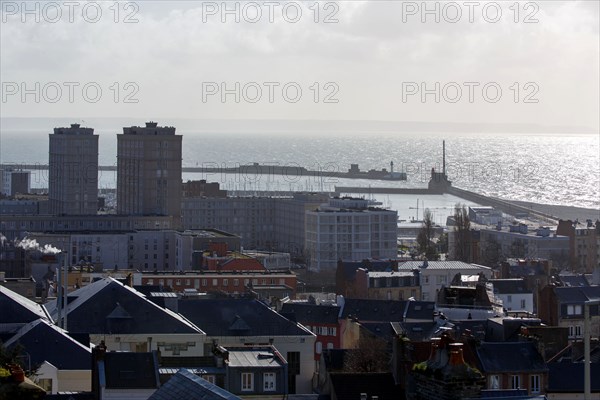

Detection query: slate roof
xmin=4 ymin=319 xmax=91 ymax=370
xmin=338 ymin=260 xmax=395 ymax=282
xmin=360 ymin=322 xmax=396 ymax=343
xmin=547 ymin=362 xmax=600 ymax=393
xmin=177 ymin=298 xmax=313 ymax=337
xmin=0 ymin=285 xmax=51 ymax=326
xmin=328 ymin=372 xmax=403 ymax=400
xmin=554 ymin=286 xmax=600 ymax=303
xmin=100 ymin=351 xmax=160 ymax=389
xmin=226 ymin=347 xmax=287 ymax=368
xmin=489 ymin=279 xmax=531 ymax=295
xmin=558 ymin=274 xmax=590 ymax=287
xmin=149 ymin=368 xmax=241 ymax=400
xmin=280 ymin=303 xmax=340 ymax=325
xmin=398 ymin=261 xmax=491 ymax=272
xmin=340 ymin=299 xmax=434 ymax=322
xmin=52 ymin=278 xmax=203 ymax=335
xmin=476 ymin=342 xmax=548 ymax=373
xmin=391 ymin=321 xmax=454 ymax=342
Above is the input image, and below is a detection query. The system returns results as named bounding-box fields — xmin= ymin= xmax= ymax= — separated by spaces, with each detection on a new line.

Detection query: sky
xmin=1 ymin=1 xmax=599 ymax=132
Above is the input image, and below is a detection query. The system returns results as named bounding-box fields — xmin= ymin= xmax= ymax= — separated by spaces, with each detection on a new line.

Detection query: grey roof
xmin=555 ymin=286 xmax=600 ymax=303
xmin=4 ymin=319 xmax=91 ymax=370
xmin=476 ymin=342 xmax=548 ymax=373
xmin=0 ymin=285 xmax=51 ymax=326
xmin=489 ymin=279 xmax=531 ymax=295
xmin=100 ymin=351 xmax=160 ymax=390
xmin=55 ymin=278 xmax=203 ymax=335
xmin=280 ymin=303 xmax=340 ymax=325
xmin=340 ymin=299 xmax=434 ymax=322
xmin=177 ymin=298 xmax=313 ymax=337
xmin=558 ymin=274 xmax=590 ymax=287
xmin=367 ymin=271 xmax=415 ymax=278
xmin=398 ymin=261 xmax=491 ymax=271
xmin=227 ymin=347 xmax=286 ymax=368
xmin=149 ymin=369 xmax=241 ymax=400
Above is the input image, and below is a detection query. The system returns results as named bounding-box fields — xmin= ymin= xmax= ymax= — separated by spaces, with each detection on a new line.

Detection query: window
xmin=241 ymin=372 xmax=254 ymax=391
xmin=511 ymin=375 xmax=521 ymax=389
xmin=212 ymin=279 xmax=218 ymax=286
xmin=37 ymin=378 xmax=52 ymax=392
xmin=201 ymin=279 xmax=207 ymax=286
xmin=263 ymin=372 xmax=276 ymax=391
xmin=328 ymin=327 xmax=337 ymax=336
xmin=327 ymin=342 xmax=334 ymax=350
xmin=316 ymin=341 xmax=322 ymax=354
xmin=567 ymin=305 xmax=582 ymax=315
xmin=530 ymin=375 xmax=540 ymax=393
xmin=424 ymin=275 xmax=429 ymax=284
xmin=507 ymin=295 xmax=512 ymax=303
xmin=521 ymin=299 xmax=526 ymax=309
xmin=489 ymin=375 xmax=500 ymax=390
xmin=234 ymin=279 xmax=239 ymax=286
xmin=223 ymin=279 xmax=228 ymax=286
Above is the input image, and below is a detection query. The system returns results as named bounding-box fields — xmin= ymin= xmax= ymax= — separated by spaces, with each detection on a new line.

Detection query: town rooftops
xmin=554 ymin=286 xmax=600 ymax=303
xmin=340 ymin=299 xmax=435 ymax=322
xmin=226 ymin=346 xmax=287 ymax=368
xmin=177 ymin=298 xmax=313 ymax=337
xmin=0 ymin=285 xmax=50 ymax=326
xmin=557 ymin=274 xmax=590 ymax=287
xmin=4 ymin=319 xmax=91 ymax=370
xmin=49 ymin=277 xmax=204 ymax=335
xmin=398 ymin=261 xmax=492 ymax=271
xmin=149 ymin=368 xmax=241 ymax=400
xmin=280 ymin=303 xmax=340 ymax=325
xmin=489 ymin=279 xmax=531 ymax=294
xmin=476 ymin=342 xmax=547 ymax=373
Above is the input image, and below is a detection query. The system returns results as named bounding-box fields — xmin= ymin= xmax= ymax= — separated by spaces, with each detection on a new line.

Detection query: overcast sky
xmin=1 ymin=1 xmax=598 ymax=132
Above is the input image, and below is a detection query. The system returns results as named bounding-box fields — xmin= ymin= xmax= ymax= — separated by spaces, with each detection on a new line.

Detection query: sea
xmin=1 ymin=119 xmax=598 ymax=225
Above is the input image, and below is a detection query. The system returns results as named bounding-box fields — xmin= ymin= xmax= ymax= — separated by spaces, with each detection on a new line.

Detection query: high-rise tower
xmin=48 ymin=123 xmax=99 ymax=215
xmin=117 ymin=122 xmax=182 ymax=223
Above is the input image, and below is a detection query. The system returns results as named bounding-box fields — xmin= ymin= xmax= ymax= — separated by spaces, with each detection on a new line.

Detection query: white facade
xmin=495 ymin=292 xmax=533 ymax=313
xmin=305 ymin=198 xmax=398 ymax=271
xmin=398 ymin=261 xmax=493 ymax=302
xmin=479 ymin=227 xmax=569 ymax=261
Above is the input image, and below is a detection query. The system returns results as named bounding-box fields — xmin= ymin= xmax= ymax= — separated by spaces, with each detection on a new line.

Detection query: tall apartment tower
xmin=48 ymin=123 xmax=99 ymax=215
xmin=117 ymin=122 xmax=182 ymax=223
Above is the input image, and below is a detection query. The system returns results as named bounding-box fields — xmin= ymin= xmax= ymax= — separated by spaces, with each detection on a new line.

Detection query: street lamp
xmin=584 ymin=299 xmax=600 ymax=400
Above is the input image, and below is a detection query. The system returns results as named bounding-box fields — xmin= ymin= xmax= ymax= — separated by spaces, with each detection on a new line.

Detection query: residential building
xmin=182 ymin=179 xmax=228 ymax=198
xmin=181 ymin=192 xmax=328 ymax=255
xmin=176 ymin=298 xmax=316 ymax=394
xmin=468 ymin=206 xmax=503 ymax=226
xmin=557 ymin=219 xmax=600 ymax=273
xmin=92 ymin=346 xmax=161 ymax=400
xmin=474 ymin=342 xmax=548 ymax=396
xmin=48 ymin=123 xmax=98 ymax=215
xmin=478 ymin=225 xmax=569 ymax=265
xmin=305 ymin=197 xmax=398 ymax=271
xmin=117 ymin=122 xmax=182 ymax=224
xmin=396 ymin=260 xmax=493 ymax=302
xmin=47 ymin=277 xmax=207 ymax=356
xmin=149 ymin=368 xmax=242 ymax=400
xmin=223 ymin=346 xmax=288 ymax=397
xmin=538 ymin=285 xmax=600 ymax=341
xmin=0 ymin=214 xmax=174 ymax=241
xmin=280 ymin=302 xmax=341 ymax=360
xmin=0 ymin=167 xmax=31 ymax=197
xmin=4 ymin=318 xmax=92 ymax=394
xmin=335 ymin=259 xmax=398 ymax=298
xmin=489 ymin=279 xmax=534 ymax=314
xmin=354 ymin=269 xmax=420 ymax=301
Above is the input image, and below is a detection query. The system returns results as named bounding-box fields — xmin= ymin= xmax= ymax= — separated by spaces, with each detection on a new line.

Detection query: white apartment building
xmin=304 ymin=197 xmax=398 ymax=271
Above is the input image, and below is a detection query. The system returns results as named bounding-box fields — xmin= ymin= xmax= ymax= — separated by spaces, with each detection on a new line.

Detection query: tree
xmin=453 ymin=203 xmax=471 ymax=262
xmin=417 ymin=209 xmax=439 ymax=260
xmin=343 ymin=335 xmax=389 ymax=373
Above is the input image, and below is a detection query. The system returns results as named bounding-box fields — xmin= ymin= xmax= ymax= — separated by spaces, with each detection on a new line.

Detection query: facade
xmin=557 ymin=219 xmax=600 ymax=273
xmin=49 ymin=124 xmax=99 ymax=215
xmin=224 ymin=347 xmax=288 ymax=397
xmin=117 ymin=122 xmax=182 ymax=224
xmin=489 ymin=278 xmax=534 ymax=314
xmin=305 ymin=197 xmax=398 ymax=271
xmin=538 ymin=285 xmax=600 ymax=341
xmin=478 ymin=225 xmax=569 ymax=264
xmin=181 ymin=192 xmax=328 ymax=255
xmin=397 ymin=260 xmax=493 ymax=302
xmin=176 ymin=298 xmax=316 ymax=394
xmin=354 ymin=269 xmax=421 ymax=301
xmin=0 ymin=168 xmax=31 ymax=197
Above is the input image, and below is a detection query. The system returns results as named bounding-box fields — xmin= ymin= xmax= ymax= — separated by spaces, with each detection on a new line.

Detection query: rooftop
xmin=398 ymin=261 xmax=492 ymax=271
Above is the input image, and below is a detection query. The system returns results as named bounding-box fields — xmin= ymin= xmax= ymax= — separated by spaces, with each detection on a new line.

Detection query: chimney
xmin=448 ymin=343 xmax=466 ymax=366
